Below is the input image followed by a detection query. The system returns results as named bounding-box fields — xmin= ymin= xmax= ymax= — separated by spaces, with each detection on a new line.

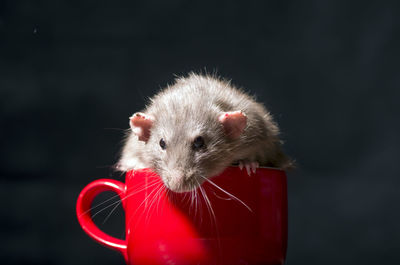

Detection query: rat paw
xmin=238 ymin=160 xmax=259 ymax=176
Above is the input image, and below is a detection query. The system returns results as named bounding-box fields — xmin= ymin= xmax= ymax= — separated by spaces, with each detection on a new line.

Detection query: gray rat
xmin=117 ymin=73 xmax=292 ymax=192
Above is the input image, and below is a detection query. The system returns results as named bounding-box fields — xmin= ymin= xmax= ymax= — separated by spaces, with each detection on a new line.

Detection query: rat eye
xmin=159 ymin=138 xmax=166 ymax=150
xmin=192 ymin=136 xmax=205 ymax=150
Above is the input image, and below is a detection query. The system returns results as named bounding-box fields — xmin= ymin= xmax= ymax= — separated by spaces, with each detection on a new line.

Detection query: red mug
xmin=76 ymin=167 xmax=288 ymax=265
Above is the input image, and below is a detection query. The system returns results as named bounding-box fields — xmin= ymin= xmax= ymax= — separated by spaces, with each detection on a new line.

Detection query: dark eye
xmin=192 ymin=136 xmax=205 ymax=150
xmin=159 ymin=138 xmax=166 ymax=150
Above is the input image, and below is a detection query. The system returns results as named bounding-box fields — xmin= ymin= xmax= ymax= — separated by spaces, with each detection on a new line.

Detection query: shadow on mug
xmin=76 ymin=166 xmax=287 ymax=265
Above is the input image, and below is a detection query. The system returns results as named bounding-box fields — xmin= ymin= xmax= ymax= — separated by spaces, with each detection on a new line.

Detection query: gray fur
xmin=117 ymin=73 xmax=291 ymax=191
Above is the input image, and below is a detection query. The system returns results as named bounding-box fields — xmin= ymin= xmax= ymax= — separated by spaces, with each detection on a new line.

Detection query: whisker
xmin=199 ymin=176 xmax=253 ymax=213
xmin=126 ymin=181 xmax=164 ymax=229
xmin=190 ymin=188 xmax=195 ymax=216
xmin=199 ymin=184 xmax=221 ymax=258
xmin=144 ymin=184 xmax=165 ymax=224
xmin=195 ymin=187 xmax=199 ymax=219
xmin=156 ymin=185 xmax=165 ymax=216
xmin=195 ymin=180 xmax=203 ymax=224
xmin=212 ymin=191 xmax=233 ymax=201
xmin=92 ymin=199 xmax=122 ymax=219
xmin=81 ymin=192 xmax=122 ymax=216
xmin=89 ymin=180 xmax=161 ymax=219
xmin=102 ymin=200 xmax=122 ymax=225
xmin=79 ymin=179 xmax=160 ymax=218
xmin=199 ymin=185 xmax=217 ymax=231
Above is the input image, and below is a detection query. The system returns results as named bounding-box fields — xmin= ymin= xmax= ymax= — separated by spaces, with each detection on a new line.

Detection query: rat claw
xmin=251 ymin=162 xmax=259 ymax=174
xmin=245 ymin=164 xmax=251 ymax=176
xmin=239 ymin=161 xmax=244 ymax=170
xmin=239 ymin=160 xmax=257 ymax=175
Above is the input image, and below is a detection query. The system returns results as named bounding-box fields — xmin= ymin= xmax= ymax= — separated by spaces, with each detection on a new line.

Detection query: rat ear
xmin=218 ymin=110 xmax=247 ymax=139
xmin=129 ymin=112 xmax=155 ymax=142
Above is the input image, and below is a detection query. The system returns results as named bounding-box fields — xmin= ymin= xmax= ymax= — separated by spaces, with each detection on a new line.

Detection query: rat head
xmin=129 ymin=108 xmax=247 ymax=192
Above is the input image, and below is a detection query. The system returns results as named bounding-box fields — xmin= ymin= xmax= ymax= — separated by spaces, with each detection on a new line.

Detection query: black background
xmin=1 ymin=1 xmax=399 ymax=265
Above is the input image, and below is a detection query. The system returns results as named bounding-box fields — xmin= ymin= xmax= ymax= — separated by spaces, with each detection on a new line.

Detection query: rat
xmin=117 ymin=73 xmax=292 ymax=192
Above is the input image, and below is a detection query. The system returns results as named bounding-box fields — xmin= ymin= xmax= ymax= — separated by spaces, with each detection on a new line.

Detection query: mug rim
xmin=227 ymin=165 xmax=285 ymax=171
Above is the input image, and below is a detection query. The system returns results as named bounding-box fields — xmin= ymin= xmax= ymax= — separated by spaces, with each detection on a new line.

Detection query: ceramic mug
xmin=76 ymin=167 xmax=287 ymax=265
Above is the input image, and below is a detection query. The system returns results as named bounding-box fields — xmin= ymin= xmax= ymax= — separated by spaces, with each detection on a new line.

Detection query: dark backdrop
xmin=1 ymin=1 xmax=399 ymax=265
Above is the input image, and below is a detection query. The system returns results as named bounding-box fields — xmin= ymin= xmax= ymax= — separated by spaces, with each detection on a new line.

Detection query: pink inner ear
xmin=129 ymin=112 xmax=154 ymax=142
xmin=218 ymin=110 xmax=247 ymax=139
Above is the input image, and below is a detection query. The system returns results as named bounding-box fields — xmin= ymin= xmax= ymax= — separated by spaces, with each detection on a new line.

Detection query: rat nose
xmin=165 ymin=170 xmax=185 ymax=191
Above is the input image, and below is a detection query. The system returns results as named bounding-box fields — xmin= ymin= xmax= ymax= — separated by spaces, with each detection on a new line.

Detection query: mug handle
xmin=76 ymin=179 xmax=128 ymax=259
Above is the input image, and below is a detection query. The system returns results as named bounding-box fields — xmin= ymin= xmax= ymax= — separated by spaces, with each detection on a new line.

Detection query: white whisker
xmin=79 ymin=180 xmax=160 ymax=218
xmin=102 ymin=200 xmax=121 ymax=224
xmin=199 ymin=184 xmax=221 ymax=259
xmin=199 ymin=176 xmax=253 ymax=213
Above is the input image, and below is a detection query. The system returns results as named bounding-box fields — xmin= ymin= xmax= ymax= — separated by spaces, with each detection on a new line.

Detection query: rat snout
xmin=163 ymin=169 xmax=197 ymax=193
xmin=166 ymin=174 xmax=183 ymax=191
xmin=163 ymin=170 xmax=185 ymax=192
